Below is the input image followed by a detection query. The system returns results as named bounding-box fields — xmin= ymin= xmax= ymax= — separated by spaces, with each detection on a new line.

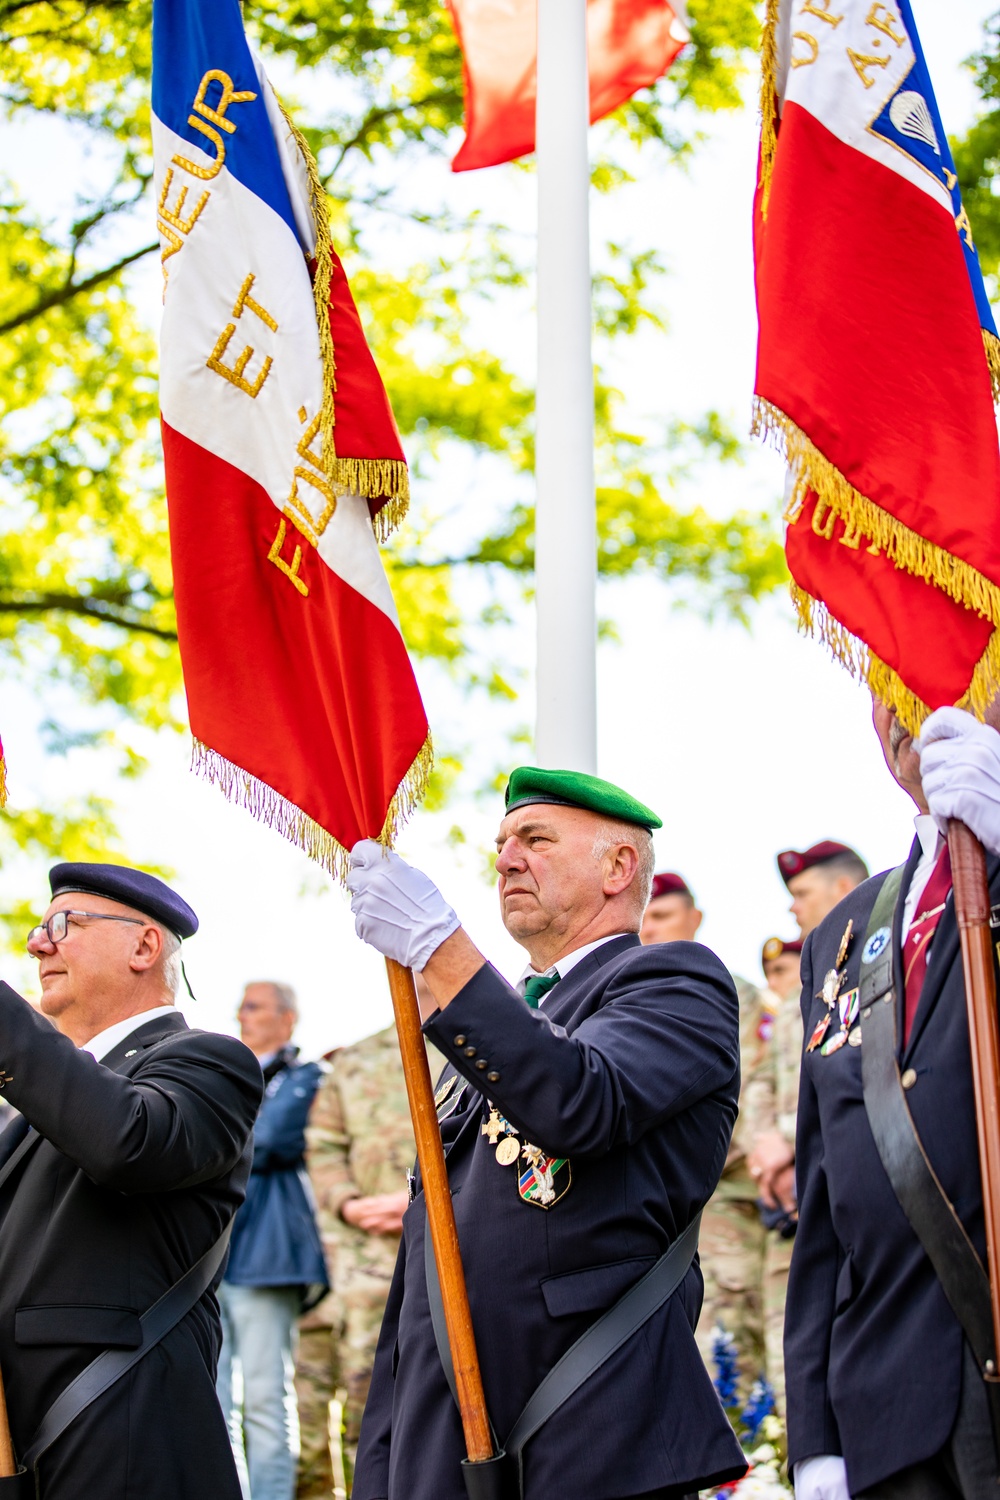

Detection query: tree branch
xmin=0 ymin=593 xmax=177 ymax=641
xmin=327 ymin=90 xmax=463 ymax=176
xmin=0 ymin=241 xmax=157 ymax=335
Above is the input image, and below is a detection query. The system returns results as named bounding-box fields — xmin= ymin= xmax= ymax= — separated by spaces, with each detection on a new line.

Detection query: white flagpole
xmin=534 ymin=0 xmax=598 ymax=773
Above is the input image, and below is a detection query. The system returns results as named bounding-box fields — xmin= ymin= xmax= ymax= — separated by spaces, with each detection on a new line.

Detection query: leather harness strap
xmin=424 ymin=1202 xmax=701 ymax=1497
xmin=859 ymin=864 xmax=1000 ymax=1460
xmin=20 ymin=1222 xmax=232 ymax=1475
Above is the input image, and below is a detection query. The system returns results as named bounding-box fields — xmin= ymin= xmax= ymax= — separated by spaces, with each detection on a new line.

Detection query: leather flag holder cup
xmin=0 ymin=1469 xmax=34 ymax=1497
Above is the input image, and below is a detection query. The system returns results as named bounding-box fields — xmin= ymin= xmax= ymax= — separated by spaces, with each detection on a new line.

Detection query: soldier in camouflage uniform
xmin=745 ymin=841 xmax=869 ymax=1415
xmin=743 ymin=936 xmax=804 ymax=1417
xmin=296 ymin=1015 xmax=440 ymax=1499
xmin=641 ymin=873 xmax=774 ymax=1403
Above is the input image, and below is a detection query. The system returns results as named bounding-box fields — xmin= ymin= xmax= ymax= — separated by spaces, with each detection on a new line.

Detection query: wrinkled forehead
xmin=495 ymin=802 xmax=594 ymax=847
xmin=44 ymin=889 xmax=150 ymax=924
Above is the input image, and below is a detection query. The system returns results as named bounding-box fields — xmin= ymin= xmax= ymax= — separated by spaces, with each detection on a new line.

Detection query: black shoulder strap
xmin=424 ymin=1206 xmax=701 ymax=1495
xmin=20 ymin=1221 xmax=232 ymax=1473
xmin=859 ymin=864 xmax=1000 ymax=1457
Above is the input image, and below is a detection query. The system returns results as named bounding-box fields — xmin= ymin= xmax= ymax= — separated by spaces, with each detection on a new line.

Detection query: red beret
xmin=762 ymin=935 xmax=804 ymax=964
xmin=649 ymin=872 xmax=692 ymax=902
xmin=776 ymin=840 xmax=857 ymax=886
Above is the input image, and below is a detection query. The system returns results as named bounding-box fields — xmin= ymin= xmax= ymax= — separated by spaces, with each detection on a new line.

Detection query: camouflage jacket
xmin=740 ymin=984 xmax=803 ymax=1152
xmin=303 ymin=1023 xmax=441 ymax=1327
xmin=714 ymin=976 xmax=775 ymax=1202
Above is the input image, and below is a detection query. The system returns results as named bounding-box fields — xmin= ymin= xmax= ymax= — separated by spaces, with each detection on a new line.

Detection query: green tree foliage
xmin=955 ymin=12 xmax=1000 ymax=278
xmin=0 ymin=0 xmax=782 ymax=870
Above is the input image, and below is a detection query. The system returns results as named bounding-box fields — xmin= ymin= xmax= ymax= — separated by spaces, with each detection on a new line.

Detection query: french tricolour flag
xmin=754 ymin=0 xmax=1000 ymax=729
xmin=152 ymin=0 xmax=430 ymax=874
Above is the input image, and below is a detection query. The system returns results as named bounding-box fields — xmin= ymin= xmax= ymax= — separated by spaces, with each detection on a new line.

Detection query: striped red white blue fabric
xmin=152 ymin=0 xmax=429 ymax=875
xmin=754 ymin=0 xmax=1000 ymax=730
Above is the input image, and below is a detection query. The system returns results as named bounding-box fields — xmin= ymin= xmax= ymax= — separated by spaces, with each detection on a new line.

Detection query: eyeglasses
xmin=26 ymin=910 xmax=144 ymax=950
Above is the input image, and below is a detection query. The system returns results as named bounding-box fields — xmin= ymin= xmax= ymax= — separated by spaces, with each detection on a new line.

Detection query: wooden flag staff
xmin=948 ymin=818 xmax=1000 ymax=1369
xmin=384 ymin=958 xmax=495 ymax=1465
xmin=0 ymin=1365 xmax=16 ymax=1478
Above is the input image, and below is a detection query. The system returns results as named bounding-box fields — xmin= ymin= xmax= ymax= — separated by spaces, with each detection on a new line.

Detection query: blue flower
xmin=711 ymin=1325 xmax=740 ymax=1408
xmin=741 ymin=1377 xmax=776 ymax=1445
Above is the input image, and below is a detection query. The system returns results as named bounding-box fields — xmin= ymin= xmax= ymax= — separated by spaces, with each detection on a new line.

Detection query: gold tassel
xmin=983 ymin=328 xmax=1000 ymax=406
xmin=755 ymin=395 xmax=1000 ymax=630
xmin=789 ymin=583 xmax=1000 ymax=736
xmin=192 ymin=734 xmax=434 ymax=879
xmin=0 ymin=755 xmax=8 ymax=810
xmin=758 ymin=0 xmax=779 ymax=219
xmin=276 ymin=98 xmax=410 ymax=540
xmin=276 ymin=100 xmax=338 ymax=487
xmin=376 ymin=731 xmax=434 ymax=849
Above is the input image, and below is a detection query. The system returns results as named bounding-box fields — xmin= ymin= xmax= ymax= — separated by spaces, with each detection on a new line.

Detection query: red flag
xmin=154 ymin=0 xmax=429 ymax=877
xmin=448 ymin=0 xmax=690 ymax=173
xmin=753 ymin=0 xmax=1000 ymax=733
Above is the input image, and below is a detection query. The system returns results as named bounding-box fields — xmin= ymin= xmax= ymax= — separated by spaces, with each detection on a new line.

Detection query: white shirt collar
xmin=516 ymin=932 xmax=631 ymax=1002
xmin=82 ymin=1006 xmax=177 ymax=1063
xmin=914 ymin=812 xmax=940 ymax=862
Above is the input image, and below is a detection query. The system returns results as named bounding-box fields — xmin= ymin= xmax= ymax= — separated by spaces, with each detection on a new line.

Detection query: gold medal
xmin=481 ymin=1109 xmax=505 ymax=1146
xmin=848 ymin=1028 xmax=862 ymax=1047
xmin=495 ymin=1137 xmax=521 ymax=1166
xmin=836 ymin=919 xmax=854 ymax=970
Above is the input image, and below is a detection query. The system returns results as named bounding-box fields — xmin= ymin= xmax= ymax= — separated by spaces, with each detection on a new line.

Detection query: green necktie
xmin=523 ymin=972 xmax=560 ymax=1009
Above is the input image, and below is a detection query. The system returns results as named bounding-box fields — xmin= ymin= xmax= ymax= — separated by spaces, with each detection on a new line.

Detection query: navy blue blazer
xmin=785 ymin=840 xmax=1000 ymax=1492
xmin=353 ymin=934 xmax=746 ymax=1500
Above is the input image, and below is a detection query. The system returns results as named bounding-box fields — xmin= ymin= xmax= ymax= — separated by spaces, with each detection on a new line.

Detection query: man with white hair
xmin=0 ymin=860 xmax=262 ymax=1498
xmin=346 ymin=766 xmax=745 ymax=1500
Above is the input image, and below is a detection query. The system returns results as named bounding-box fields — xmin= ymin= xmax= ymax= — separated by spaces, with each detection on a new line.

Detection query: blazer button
xmin=453 ymin=1035 xmax=466 ymax=1047
xmin=487 ymin=1071 xmax=500 ymax=1083
xmin=901 ymin=1068 xmax=917 ymax=1090
xmin=475 ymin=1059 xmax=487 ymax=1070
xmin=464 ymin=1045 xmax=477 ymax=1058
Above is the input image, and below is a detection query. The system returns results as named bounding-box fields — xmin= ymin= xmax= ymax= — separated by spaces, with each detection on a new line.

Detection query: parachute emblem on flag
xmin=888 ymin=91 xmax=938 ymax=154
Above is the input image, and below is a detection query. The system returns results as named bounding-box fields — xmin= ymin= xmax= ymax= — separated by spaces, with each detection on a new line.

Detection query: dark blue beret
xmin=49 ymin=862 xmax=198 ymax=940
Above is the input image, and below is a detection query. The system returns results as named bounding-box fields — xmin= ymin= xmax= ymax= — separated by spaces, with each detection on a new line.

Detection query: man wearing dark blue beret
xmin=0 ymin=862 xmax=263 ymax=1498
xmin=346 ymin=768 xmax=745 ymax=1500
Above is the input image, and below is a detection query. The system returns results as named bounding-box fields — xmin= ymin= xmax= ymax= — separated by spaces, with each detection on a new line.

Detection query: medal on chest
xmin=808 ymin=921 xmax=858 ymax=1055
xmin=518 ymin=1144 xmax=572 ymax=1208
xmin=482 ymin=1103 xmax=571 ymax=1207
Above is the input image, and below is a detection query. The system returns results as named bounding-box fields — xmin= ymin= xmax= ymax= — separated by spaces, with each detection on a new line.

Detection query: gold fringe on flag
xmin=758 ymin=0 xmax=779 ymax=219
xmin=0 ymin=754 xmax=7 ymax=810
xmin=753 ymin=395 xmax=1000 ymax=636
xmin=191 ymin=733 xmax=433 ymax=883
xmin=790 ymin=584 xmax=1000 ymax=736
xmin=276 ymin=100 xmax=409 ymax=539
xmin=983 ymin=328 xmax=1000 ymax=405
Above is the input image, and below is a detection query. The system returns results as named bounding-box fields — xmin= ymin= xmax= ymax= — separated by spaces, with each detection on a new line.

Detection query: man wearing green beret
xmin=345 ymin=768 xmax=745 ymax=1500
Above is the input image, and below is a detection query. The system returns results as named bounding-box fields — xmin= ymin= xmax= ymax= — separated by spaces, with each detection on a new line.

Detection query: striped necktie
xmin=902 ymin=843 xmax=952 ymax=1046
xmin=522 ymin=972 xmax=559 ymax=1009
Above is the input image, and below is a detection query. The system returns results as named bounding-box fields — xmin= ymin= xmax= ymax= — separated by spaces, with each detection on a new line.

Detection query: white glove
xmin=347 ymin=841 xmax=461 ymax=971
xmin=794 ymin=1455 xmax=849 ymax=1500
xmin=918 ymin=706 xmax=1000 ymax=854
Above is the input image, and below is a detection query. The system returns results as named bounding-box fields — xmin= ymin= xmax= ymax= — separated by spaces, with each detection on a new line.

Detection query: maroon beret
xmin=776 ymin=840 xmax=857 ymax=886
xmin=649 ymin=872 xmax=692 ymax=902
xmin=762 ymin=935 xmax=804 ymax=964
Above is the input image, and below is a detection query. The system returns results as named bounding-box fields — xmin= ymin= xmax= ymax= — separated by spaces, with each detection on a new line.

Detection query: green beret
xmin=504 ymin=766 xmax=662 ymax=830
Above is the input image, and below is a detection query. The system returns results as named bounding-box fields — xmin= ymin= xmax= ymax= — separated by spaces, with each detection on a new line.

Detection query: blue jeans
xmin=217 ymin=1282 xmax=301 ymax=1500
